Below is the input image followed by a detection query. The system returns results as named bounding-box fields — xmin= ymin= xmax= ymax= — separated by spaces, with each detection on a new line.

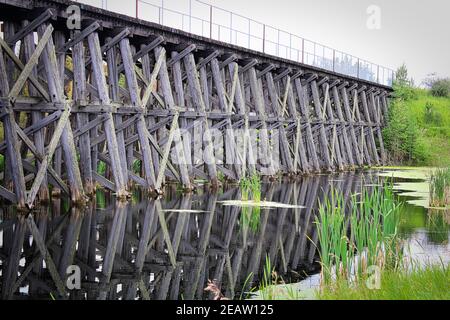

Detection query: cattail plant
xmin=429 ymin=167 xmax=450 ymax=208
xmin=315 ymin=181 xmax=402 ymax=287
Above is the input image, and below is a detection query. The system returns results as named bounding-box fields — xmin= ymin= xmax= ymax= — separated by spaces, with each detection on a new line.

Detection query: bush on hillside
xmin=430 ymin=78 xmax=450 ymax=98
xmin=424 ymin=102 xmax=443 ymax=125
xmin=392 ymin=83 xmax=418 ymax=101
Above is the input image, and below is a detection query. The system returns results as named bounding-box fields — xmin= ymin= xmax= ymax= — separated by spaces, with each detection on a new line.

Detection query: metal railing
xmin=75 ymin=0 xmax=394 ymax=86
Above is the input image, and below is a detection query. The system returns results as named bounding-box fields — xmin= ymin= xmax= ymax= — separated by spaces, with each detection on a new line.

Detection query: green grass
xmin=318 ymin=264 xmax=450 ymax=300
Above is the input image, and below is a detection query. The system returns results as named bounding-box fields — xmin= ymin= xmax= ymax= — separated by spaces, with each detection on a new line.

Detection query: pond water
xmin=0 ymin=169 xmax=448 ymax=300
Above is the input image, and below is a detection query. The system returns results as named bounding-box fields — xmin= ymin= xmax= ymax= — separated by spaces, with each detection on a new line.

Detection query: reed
xmin=429 ymin=167 xmax=450 ymax=207
xmin=239 ymin=173 xmax=262 ymax=232
xmin=315 ymin=181 xmax=402 ymax=286
xmin=259 ymin=254 xmax=275 ymax=300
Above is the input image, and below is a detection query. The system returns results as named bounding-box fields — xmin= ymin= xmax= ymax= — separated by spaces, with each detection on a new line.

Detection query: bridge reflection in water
xmin=0 ymin=172 xmax=381 ymax=300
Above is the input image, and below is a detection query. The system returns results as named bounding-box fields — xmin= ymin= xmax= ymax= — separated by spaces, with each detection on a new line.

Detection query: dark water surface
xmin=0 ymin=170 xmax=448 ymax=300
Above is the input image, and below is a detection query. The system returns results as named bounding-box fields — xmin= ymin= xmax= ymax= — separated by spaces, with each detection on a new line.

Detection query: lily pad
xmin=162 ymin=209 xmax=208 ymax=213
xmin=218 ymin=200 xmax=305 ymax=209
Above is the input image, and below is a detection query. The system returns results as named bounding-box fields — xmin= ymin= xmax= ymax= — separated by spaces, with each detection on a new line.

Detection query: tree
xmin=394 ymin=63 xmax=411 ymax=87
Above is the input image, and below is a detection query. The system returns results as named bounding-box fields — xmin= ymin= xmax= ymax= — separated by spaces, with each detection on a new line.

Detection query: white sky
xmin=76 ymin=0 xmax=450 ymax=84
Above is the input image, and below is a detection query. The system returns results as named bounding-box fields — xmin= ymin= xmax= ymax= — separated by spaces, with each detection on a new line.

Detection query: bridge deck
xmin=0 ymin=0 xmax=391 ymax=208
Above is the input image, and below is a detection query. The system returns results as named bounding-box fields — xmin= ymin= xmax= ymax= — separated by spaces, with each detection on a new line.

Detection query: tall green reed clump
xmin=240 ymin=173 xmax=262 ymax=232
xmin=429 ymin=167 xmax=450 ymax=207
xmin=315 ymin=181 xmax=402 ymax=286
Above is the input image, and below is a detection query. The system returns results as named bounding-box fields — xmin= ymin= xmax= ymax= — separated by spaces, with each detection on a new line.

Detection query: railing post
xmin=210 ymin=5 xmax=213 ymax=39
xmin=230 ymin=12 xmax=233 ymax=43
xmin=189 ymin=0 xmax=192 ymax=32
xmin=302 ymin=38 xmax=305 ymax=64
xmin=136 ymin=0 xmax=138 ymax=19
xmin=357 ymin=58 xmax=360 ymax=78
xmin=277 ymin=29 xmax=280 ymax=56
xmin=263 ymin=24 xmax=266 ymax=53
xmin=248 ymin=19 xmax=251 ymax=49
xmin=333 ymin=49 xmax=336 ymax=72
xmin=313 ymin=42 xmax=316 ymax=66
xmin=289 ymin=33 xmax=292 ymax=60
xmin=377 ymin=65 xmax=380 ymax=84
xmin=161 ymin=0 xmax=164 ymax=25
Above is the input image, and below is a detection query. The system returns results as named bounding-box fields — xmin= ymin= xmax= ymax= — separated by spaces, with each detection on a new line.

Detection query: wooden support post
xmin=87 ymin=32 xmax=128 ymax=198
xmin=0 ymin=52 xmax=26 ymax=208
xmin=22 ymin=19 xmax=49 ymax=201
xmin=141 ymin=49 xmax=161 ymax=179
xmin=322 ymin=83 xmax=345 ymax=171
xmin=106 ymin=39 xmax=129 ymax=186
xmin=171 ymin=51 xmax=193 ymax=177
xmin=73 ymin=31 xmax=94 ymax=194
xmin=184 ymin=53 xmax=219 ymax=186
xmin=372 ymin=92 xmax=387 ymax=164
xmin=360 ymin=89 xmax=380 ymax=165
xmin=37 ymin=24 xmax=84 ymax=205
xmin=310 ymin=79 xmax=332 ymax=171
xmin=155 ymin=47 xmax=192 ymax=189
xmin=119 ymin=37 xmax=156 ymax=191
xmin=285 ymin=76 xmax=310 ymax=174
xmin=211 ymin=58 xmax=241 ymax=179
xmin=340 ymin=85 xmax=364 ymax=167
xmin=294 ymin=78 xmax=320 ymax=172
xmin=266 ymin=72 xmax=295 ymax=173
xmin=228 ymin=62 xmax=256 ymax=176
xmin=332 ymin=85 xmax=355 ymax=168
xmin=351 ymin=89 xmax=371 ymax=165
xmin=248 ymin=67 xmax=276 ymax=176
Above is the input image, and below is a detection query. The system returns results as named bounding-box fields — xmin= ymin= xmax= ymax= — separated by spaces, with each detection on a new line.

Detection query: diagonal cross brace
xmin=0 ymin=38 xmax=51 ymax=101
xmin=5 ymin=9 xmax=55 ymax=46
xmin=27 ymin=106 xmax=71 ymax=207
xmin=141 ymin=48 xmax=165 ymax=107
xmin=8 ymin=24 xmax=54 ymax=100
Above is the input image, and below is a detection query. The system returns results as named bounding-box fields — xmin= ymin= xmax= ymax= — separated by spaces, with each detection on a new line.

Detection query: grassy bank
xmin=384 ymin=87 xmax=450 ymax=166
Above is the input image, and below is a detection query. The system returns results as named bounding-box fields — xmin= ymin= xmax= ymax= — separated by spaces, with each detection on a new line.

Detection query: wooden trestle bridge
xmin=0 ymin=0 xmax=391 ymax=209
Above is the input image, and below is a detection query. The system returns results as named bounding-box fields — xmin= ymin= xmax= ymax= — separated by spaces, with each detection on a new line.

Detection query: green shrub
xmin=430 ymin=78 xmax=450 ymax=97
xmin=383 ymin=99 xmax=423 ymax=164
xmin=424 ymin=102 xmax=442 ymax=125
xmin=392 ymin=83 xmax=418 ymax=101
